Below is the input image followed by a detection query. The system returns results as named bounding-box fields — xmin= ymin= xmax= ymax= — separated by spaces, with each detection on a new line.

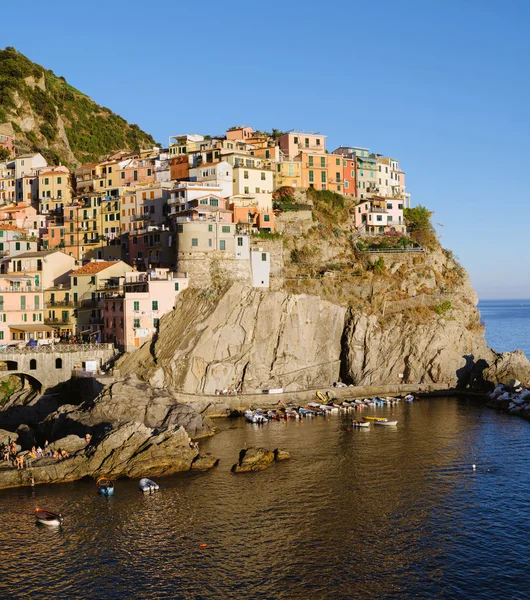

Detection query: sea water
xmin=479 ymin=299 xmax=530 ymax=357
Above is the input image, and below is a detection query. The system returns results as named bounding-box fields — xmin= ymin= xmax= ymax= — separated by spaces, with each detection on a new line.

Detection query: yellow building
xmin=44 ymin=285 xmax=77 ymax=338
xmin=275 ymin=160 xmax=302 ymax=189
xmin=38 ymin=166 xmax=72 ymax=214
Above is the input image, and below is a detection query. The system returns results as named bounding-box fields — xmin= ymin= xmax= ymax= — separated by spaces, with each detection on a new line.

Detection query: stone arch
xmin=29 ymin=359 xmax=37 ymax=370
xmin=55 ymin=357 xmax=63 ymax=369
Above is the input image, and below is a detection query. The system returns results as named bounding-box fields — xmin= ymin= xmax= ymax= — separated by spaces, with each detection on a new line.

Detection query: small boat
xmin=244 ymin=410 xmax=268 ymax=424
xmin=96 ymin=477 xmax=115 ymax=496
xmin=352 ymin=420 xmax=370 ymax=428
xmin=374 ymin=419 xmax=398 ymax=426
xmin=404 ymin=394 xmax=415 ymax=402
xmin=139 ymin=478 xmax=159 ymax=493
xmin=363 ymin=416 xmax=388 ymax=422
xmin=35 ymin=508 xmax=63 ymax=526
xmin=316 ymin=391 xmax=328 ymax=404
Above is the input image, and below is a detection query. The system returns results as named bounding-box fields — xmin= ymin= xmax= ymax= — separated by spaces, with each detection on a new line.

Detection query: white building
xmin=189 ymin=161 xmax=233 ymax=198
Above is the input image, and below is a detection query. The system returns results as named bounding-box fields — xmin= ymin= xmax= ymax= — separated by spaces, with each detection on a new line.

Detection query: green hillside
xmin=0 ymin=47 xmax=157 ymax=166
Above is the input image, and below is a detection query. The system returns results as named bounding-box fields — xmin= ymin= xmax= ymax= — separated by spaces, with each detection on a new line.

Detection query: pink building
xmin=0 ymin=275 xmax=50 ymax=344
xmin=354 ymin=197 xmax=406 ymax=234
xmin=102 ymin=269 xmax=188 ymax=351
xmin=278 ymin=130 xmax=326 ymax=160
xmin=226 ymin=126 xmax=254 ymax=140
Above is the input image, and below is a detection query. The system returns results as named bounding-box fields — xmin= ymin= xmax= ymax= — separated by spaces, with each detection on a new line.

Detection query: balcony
xmin=45 ymin=317 xmax=71 ymax=325
xmin=48 ymin=299 xmax=77 ymax=307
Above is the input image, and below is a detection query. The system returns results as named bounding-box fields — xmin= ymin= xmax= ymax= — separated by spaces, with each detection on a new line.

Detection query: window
xmin=134 ymin=318 xmax=140 ymax=328
xmin=308 ymin=156 xmax=313 ymax=166
xmin=336 ymin=172 xmax=340 ymax=182
xmin=398 ymin=204 xmax=403 ymax=209
xmin=264 ymin=214 xmax=270 ymax=222
xmin=255 ymin=187 xmax=260 ymax=193
xmin=336 ymin=158 xmax=340 ymax=166
xmin=15 ymin=242 xmax=20 ymax=251
xmin=261 ymin=172 xmax=266 ymax=180
xmin=152 ymin=301 xmax=158 ymax=310
xmin=210 ymin=198 xmax=219 ymax=207
xmin=147 ymin=168 xmax=152 ymax=176
xmin=55 ymin=358 xmax=62 ymax=369
xmin=220 ymin=240 xmax=226 ymax=250
xmin=294 ymin=136 xmax=298 ymax=144
xmin=0 ymin=331 xmax=3 ymax=341
xmin=34 ymin=296 xmax=39 ymax=309
xmin=90 ymin=276 xmax=96 ymax=285
xmin=244 ymin=187 xmax=249 ymax=194
xmin=30 ymin=358 xmax=36 ymax=370
xmin=121 ymin=172 xmax=125 ymax=180
xmin=316 ymin=139 xmax=321 ymax=146
xmin=0 ymin=296 xmax=3 ymax=310
xmin=222 ymin=226 xmax=230 ymax=233
xmin=20 ymin=296 xmax=26 ymax=310
xmin=57 ymin=177 xmax=62 ymax=184
xmin=237 ymin=237 xmax=243 ymax=247
xmin=174 ymin=282 xmax=179 ymax=291
xmin=153 ymin=318 xmax=159 ymax=328
xmin=262 ymin=253 xmax=267 ymax=261
xmin=387 ymin=203 xmax=393 ymax=209
xmin=345 ymin=181 xmax=349 ymax=188
xmin=191 ymin=238 xmax=198 ymax=247
xmin=377 ymin=215 xmax=382 ymax=222
xmin=44 ymin=178 xmax=49 ymax=185
xmin=108 ymin=167 xmax=113 ymax=174
xmin=200 ymin=198 xmax=208 ymax=204
xmin=208 ymin=239 xmax=212 ymax=247
xmin=320 ymin=157 xmax=326 ymax=167
xmin=22 ymin=313 xmax=27 ymax=322
xmin=133 ymin=301 xmax=139 ymax=311
xmin=308 ymin=170 xmax=314 ymax=183
xmin=370 ymin=172 xmax=374 ymax=178
xmin=208 ymin=224 xmax=213 ymax=232
xmin=321 ymin=172 xmax=327 ymax=183
xmin=244 ymin=170 xmax=249 ymax=179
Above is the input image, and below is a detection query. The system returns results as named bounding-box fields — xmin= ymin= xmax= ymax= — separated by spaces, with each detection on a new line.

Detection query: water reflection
xmin=1 ymin=398 xmax=530 ymax=599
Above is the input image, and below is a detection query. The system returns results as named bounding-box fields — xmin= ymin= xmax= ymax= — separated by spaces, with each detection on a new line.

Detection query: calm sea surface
xmin=0 ymin=301 xmax=529 ymax=599
xmin=479 ymin=299 xmax=530 ymax=357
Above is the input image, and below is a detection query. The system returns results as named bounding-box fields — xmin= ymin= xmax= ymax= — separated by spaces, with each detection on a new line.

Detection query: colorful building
xmin=354 ymin=197 xmax=406 ymax=234
xmin=279 ymin=131 xmax=326 ymax=160
xmin=101 ymin=269 xmax=188 ymax=350
xmin=0 ymin=123 xmax=15 ymax=159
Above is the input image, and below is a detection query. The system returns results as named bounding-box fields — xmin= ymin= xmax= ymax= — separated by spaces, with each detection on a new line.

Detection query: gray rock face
xmin=121 ymin=283 xmax=346 ymax=394
xmin=0 ymin=422 xmax=201 ymax=489
xmin=39 ymin=374 xmax=213 ymax=442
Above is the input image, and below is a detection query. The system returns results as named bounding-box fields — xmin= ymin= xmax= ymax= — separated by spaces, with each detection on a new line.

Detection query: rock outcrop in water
xmin=0 ymin=422 xmax=203 ymax=489
xmin=231 ymin=447 xmax=290 ymax=473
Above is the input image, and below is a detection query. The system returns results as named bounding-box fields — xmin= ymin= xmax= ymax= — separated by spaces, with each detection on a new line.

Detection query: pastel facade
xmin=0 ymin=163 xmax=15 ymax=203
xmin=102 ymin=269 xmax=188 ymax=350
xmin=0 ymin=275 xmax=46 ymax=343
xmin=279 ymin=131 xmax=326 ymax=160
xmin=354 ymin=197 xmax=405 ymax=233
xmin=226 ymin=126 xmax=255 ymax=140
xmin=38 ymin=167 xmax=72 ymax=208
xmin=229 ymin=194 xmax=275 ymax=233
xmin=189 ymin=161 xmax=233 ymax=197
xmin=3 ymin=250 xmax=76 ymax=289
xmin=44 ymin=285 xmax=77 ymax=337
xmin=275 ymin=160 xmax=302 ymax=189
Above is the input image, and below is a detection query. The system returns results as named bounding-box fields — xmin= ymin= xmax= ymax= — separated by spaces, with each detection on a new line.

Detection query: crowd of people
xmin=1 ymin=438 xmax=70 ymax=470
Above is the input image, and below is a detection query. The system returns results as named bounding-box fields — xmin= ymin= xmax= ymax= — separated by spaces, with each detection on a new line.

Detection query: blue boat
xmin=96 ymin=477 xmax=114 ymax=496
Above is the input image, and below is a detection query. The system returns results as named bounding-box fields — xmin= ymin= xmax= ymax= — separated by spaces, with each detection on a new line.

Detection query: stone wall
xmin=176 ymin=251 xmax=251 ymax=288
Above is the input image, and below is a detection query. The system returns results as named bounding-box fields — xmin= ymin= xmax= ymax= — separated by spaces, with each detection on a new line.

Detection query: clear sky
xmin=2 ymin=0 xmax=530 ymax=298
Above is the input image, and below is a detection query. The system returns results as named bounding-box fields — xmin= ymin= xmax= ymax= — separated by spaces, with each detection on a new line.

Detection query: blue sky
xmin=3 ymin=0 xmax=530 ymax=298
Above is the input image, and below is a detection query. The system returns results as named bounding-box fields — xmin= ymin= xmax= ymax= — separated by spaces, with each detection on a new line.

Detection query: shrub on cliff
xmin=403 ymin=205 xmax=437 ymax=249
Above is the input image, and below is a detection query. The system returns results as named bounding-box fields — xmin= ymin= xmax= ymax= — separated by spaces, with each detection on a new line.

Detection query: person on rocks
xmin=85 ymin=433 xmax=92 ymax=445
xmin=60 ymin=449 xmax=69 ymax=459
xmin=2 ymin=445 xmax=9 ymax=462
xmin=29 ymin=446 xmax=37 ymax=459
xmin=53 ymin=449 xmax=61 ymax=460
xmin=15 ymin=454 xmax=24 ymax=470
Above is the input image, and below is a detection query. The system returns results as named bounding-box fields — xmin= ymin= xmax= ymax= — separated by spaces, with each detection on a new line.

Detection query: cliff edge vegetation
xmin=0 ymin=47 xmax=156 ymax=166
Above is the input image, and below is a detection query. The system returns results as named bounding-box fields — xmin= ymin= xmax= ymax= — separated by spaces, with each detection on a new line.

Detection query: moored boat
xmin=363 ymin=416 xmax=388 ymax=422
xmin=405 ymin=394 xmax=415 ymax=402
xmin=352 ymin=420 xmax=370 ymax=428
xmin=374 ymin=419 xmax=398 ymax=426
xmin=35 ymin=508 xmax=63 ymax=526
xmin=139 ymin=478 xmax=159 ymax=493
xmin=244 ymin=409 xmax=268 ymax=424
xmin=96 ymin=477 xmax=115 ymax=496
xmin=316 ymin=391 xmax=328 ymax=404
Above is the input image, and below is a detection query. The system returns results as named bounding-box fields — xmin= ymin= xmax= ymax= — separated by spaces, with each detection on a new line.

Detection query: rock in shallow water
xmin=231 ymin=446 xmax=290 ymax=473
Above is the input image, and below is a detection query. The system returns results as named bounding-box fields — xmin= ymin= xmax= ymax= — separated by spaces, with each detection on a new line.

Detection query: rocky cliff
xmin=119 ymin=232 xmax=530 ymax=394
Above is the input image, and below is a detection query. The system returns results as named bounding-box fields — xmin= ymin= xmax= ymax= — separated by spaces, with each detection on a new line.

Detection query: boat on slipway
xmin=35 ymin=508 xmax=63 ymax=526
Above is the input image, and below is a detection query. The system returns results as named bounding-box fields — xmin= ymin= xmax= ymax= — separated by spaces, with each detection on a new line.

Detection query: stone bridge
xmin=0 ymin=344 xmax=117 ymax=390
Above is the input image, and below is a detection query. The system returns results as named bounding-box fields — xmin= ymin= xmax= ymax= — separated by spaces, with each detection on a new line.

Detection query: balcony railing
xmin=47 ymin=300 xmax=76 ymax=307
xmin=45 ymin=317 xmax=71 ymax=325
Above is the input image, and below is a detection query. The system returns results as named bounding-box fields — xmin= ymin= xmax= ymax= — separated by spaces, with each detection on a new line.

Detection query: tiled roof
xmin=73 ymin=261 xmax=117 ymax=275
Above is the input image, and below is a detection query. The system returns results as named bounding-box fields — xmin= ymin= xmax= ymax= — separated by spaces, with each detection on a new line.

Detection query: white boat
xmin=35 ymin=508 xmax=63 ymax=526
xmin=139 ymin=478 xmax=159 ymax=493
xmin=352 ymin=420 xmax=370 ymax=428
xmin=404 ymin=394 xmax=415 ymax=402
xmin=244 ymin=410 xmax=268 ymax=424
xmin=374 ymin=419 xmax=398 ymax=426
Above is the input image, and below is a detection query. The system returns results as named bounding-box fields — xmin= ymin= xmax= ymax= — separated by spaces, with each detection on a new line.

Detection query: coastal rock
xmin=51 ymin=435 xmax=86 ymax=454
xmin=0 ymin=422 xmax=216 ymax=489
xmin=191 ymin=454 xmax=220 ymax=470
xmin=0 ymin=429 xmax=18 ymax=444
xmin=231 ymin=447 xmax=275 ymax=473
xmin=119 ymin=282 xmax=346 ymax=394
xmin=483 ymin=351 xmax=530 ymax=387
xmin=274 ymin=448 xmax=291 ymax=461
xmin=38 ymin=374 xmax=213 ymax=442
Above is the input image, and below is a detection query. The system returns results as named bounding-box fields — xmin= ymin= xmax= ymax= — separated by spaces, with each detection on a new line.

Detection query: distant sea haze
xmin=479 ymin=299 xmax=530 ymax=358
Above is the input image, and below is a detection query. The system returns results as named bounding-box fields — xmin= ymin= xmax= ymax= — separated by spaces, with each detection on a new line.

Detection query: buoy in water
xmin=472 ymin=464 xmax=476 ymax=471
xmin=200 ymin=544 xmax=207 ymax=548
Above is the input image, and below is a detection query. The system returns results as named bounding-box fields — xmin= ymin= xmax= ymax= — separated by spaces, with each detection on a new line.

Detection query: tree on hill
xmin=0 ymin=146 xmax=10 ymax=162
xmin=403 ymin=205 xmax=437 ymax=248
